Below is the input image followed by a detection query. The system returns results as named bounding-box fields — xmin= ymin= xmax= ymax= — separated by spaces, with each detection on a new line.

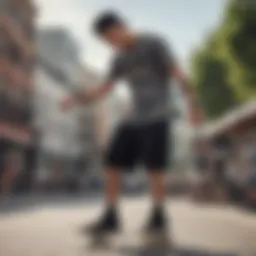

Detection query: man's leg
xmin=104 ymin=166 xmax=122 ymax=204
xmin=141 ymin=120 xmax=170 ymax=233
xmin=143 ymin=171 xmax=168 ymax=233
xmin=85 ymin=165 xmax=122 ymax=234
xmin=149 ymin=172 xmax=166 ymax=204
xmin=86 ymin=123 xmax=138 ymax=234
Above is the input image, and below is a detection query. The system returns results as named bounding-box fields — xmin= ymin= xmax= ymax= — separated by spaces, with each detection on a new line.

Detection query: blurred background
xmin=0 ymin=0 xmax=255 ymax=255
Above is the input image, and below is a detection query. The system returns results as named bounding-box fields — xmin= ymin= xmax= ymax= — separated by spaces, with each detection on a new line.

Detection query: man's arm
xmin=151 ymin=36 xmax=202 ymax=125
xmin=61 ymin=53 xmax=122 ymax=111
xmin=171 ymin=64 xmax=202 ymax=125
xmin=60 ymin=81 xmax=114 ymax=111
xmin=75 ymin=81 xmax=114 ymax=103
xmin=171 ymin=65 xmax=195 ymax=100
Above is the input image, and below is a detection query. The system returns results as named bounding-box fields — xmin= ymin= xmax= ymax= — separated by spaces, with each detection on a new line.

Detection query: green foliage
xmin=191 ymin=48 xmax=237 ymax=119
xmin=223 ymin=0 xmax=256 ymax=99
xmin=191 ymin=0 xmax=256 ymax=119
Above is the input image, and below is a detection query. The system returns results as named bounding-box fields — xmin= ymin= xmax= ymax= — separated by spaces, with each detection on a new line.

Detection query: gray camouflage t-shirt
xmin=108 ymin=34 xmax=176 ymax=124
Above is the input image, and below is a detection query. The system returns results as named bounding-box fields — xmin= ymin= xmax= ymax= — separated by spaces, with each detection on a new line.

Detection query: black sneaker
xmin=144 ymin=205 xmax=168 ymax=234
xmin=82 ymin=206 xmax=120 ymax=236
xmin=142 ymin=206 xmax=171 ymax=247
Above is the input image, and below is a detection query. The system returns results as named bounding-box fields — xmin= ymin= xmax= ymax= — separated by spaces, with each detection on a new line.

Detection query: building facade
xmin=0 ymin=0 xmax=38 ymax=193
xmin=37 ymin=27 xmax=80 ymax=83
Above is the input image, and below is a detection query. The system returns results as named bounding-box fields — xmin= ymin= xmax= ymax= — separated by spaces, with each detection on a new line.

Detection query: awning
xmin=197 ymin=100 xmax=256 ymax=139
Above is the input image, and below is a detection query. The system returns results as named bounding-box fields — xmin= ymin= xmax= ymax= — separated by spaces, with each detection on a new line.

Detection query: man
xmin=61 ymin=11 xmax=201 ymax=236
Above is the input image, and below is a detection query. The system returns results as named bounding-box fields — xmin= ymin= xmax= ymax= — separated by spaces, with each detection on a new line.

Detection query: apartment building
xmin=0 ymin=0 xmax=37 ymax=193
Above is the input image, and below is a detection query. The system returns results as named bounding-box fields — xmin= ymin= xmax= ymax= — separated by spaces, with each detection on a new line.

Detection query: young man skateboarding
xmin=61 ymin=11 xmax=200 ymax=236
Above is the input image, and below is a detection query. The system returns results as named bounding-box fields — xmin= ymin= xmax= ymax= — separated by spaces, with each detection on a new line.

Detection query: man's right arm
xmin=60 ymin=81 xmax=114 ymax=111
xmin=61 ymin=54 xmax=122 ymax=112
xmin=75 ymin=81 xmax=114 ymax=103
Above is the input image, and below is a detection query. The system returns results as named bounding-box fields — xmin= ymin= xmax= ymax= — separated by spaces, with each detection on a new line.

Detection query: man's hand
xmin=187 ymin=94 xmax=204 ymax=126
xmin=60 ymin=82 xmax=114 ymax=112
xmin=171 ymin=64 xmax=204 ymax=126
xmin=60 ymin=90 xmax=97 ymax=112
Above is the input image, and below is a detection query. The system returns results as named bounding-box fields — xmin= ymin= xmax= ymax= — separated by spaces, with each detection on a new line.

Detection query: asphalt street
xmin=0 ymin=196 xmax=255 ymax=256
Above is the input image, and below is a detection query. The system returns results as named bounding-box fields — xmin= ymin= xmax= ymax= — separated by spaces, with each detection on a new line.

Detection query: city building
xmin=37 ymin=27 xmax=80 ymax=83
xmin=0 ymin=0 xmax=38 ymax=193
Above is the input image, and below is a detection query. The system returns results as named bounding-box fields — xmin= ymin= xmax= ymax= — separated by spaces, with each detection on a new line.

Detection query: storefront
xmin=198 ymin=100 xmax=256 ymax=163
xmin=196 ymin=100 xmax=256 ymax=206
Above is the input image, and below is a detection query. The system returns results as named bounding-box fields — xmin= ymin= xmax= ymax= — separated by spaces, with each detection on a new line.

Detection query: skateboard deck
xmin=86 ymin=231 xmax=120 ymax=251
xmin=88 ymin=232 xmax=173 ymax=255
xmin=84 ymin=227 xmax=173 ymax=254
xmin=141 ymin=230 xmax=171 ymax=247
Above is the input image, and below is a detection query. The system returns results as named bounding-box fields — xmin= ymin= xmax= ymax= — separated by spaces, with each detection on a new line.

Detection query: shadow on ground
xmin=119 ymin=247 xmax=236 ymax=256
xmin=84 ymin=235 xmax=237 ymax=256
xmin=86 ymin=244 xmax=237 ymax=256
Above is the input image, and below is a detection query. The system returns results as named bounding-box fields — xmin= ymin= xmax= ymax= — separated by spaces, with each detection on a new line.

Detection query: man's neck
xmin=123 ymin=32 xmax=138 ymax=49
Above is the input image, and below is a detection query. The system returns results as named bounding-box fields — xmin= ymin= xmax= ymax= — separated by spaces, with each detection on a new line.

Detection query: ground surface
xmin=0 ymin=196 xmax=255 ymax=256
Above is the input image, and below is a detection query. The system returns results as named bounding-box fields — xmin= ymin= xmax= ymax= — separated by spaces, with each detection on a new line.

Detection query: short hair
xmin=93 ymin=11 xmax=126 ymax=35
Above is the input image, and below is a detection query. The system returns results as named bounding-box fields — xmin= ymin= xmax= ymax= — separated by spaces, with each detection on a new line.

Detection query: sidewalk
xmin=0 ymin=196 xmax=255 ymax=256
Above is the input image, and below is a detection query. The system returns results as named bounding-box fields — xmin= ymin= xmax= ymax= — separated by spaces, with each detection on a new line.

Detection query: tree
xmin=190 ymin=0 xmax=255 ymax=119
xmin=221 ymin=0 xmax=256 ymax=100
xmin=191 ymin=48 xmax=237 ymax=119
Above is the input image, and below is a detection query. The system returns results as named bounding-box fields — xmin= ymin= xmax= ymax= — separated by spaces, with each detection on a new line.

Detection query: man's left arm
xmin=153 ymin=36 xmax=203 ymax=125
xmin=171 ymin=64 xmax=202 ymax=126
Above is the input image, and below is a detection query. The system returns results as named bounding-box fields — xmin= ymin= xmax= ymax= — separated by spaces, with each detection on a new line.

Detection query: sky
xmin=35 ymin=0 xmax=228 ymax=73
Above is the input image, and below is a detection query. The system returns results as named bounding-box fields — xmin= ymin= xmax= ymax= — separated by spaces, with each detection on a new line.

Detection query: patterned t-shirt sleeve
xmin=107 ymin=56 xmax=123 ymax=82
xmin=152 ymin=36 xmax=177 ymax=70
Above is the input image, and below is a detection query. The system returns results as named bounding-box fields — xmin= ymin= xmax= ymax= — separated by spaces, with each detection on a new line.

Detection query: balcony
xmin=0 ymin=89 xmax=32 ymax=125
xmin=0 ymin=62 xmax=33 ymax=129
xmin=0 ymin=122 xmax=31 ymax=145
xmin=0 ymin=57 xmax=11 ymax=76
xmin=0 ymin=0 xmax=35 ymax=146
xmin=8 ymin=0 xmax=37 ymax=39
xmin=1 ymin=15 xmax=34 ymax=60
xmin=9 ymin=63 xmax=29 ymax=87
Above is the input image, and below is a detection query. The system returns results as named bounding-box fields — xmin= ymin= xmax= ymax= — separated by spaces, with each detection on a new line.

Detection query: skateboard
xmin=141 ymin=230 xmax=172 ymax=249
xmin=118 ymin=231 xmax=173 ymax=256
xmin=86 ymin=230 xmax=120 ymax=251
xmin=85 ymin=228 xmax=173 ymax=253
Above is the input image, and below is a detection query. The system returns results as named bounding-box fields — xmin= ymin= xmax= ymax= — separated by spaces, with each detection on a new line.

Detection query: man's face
xmin=100 ymin=25 xmax=128 ymax=49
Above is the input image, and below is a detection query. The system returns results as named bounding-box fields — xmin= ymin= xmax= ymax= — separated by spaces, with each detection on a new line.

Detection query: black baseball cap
xmin=93 ymin=11 xmax=126 ymax=35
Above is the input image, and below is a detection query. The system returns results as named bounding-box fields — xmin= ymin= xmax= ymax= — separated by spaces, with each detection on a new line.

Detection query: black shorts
xmin=105 ymin=120 xmax=171 ymax=171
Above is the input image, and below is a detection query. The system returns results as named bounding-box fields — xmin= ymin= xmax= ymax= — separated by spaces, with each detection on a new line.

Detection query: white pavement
xmin=0 ymin=197 xmax=255 ymax=256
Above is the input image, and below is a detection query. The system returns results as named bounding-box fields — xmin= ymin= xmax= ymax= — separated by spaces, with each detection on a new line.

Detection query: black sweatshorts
xmin=105 ymin=120 xmax=171 ymax=171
